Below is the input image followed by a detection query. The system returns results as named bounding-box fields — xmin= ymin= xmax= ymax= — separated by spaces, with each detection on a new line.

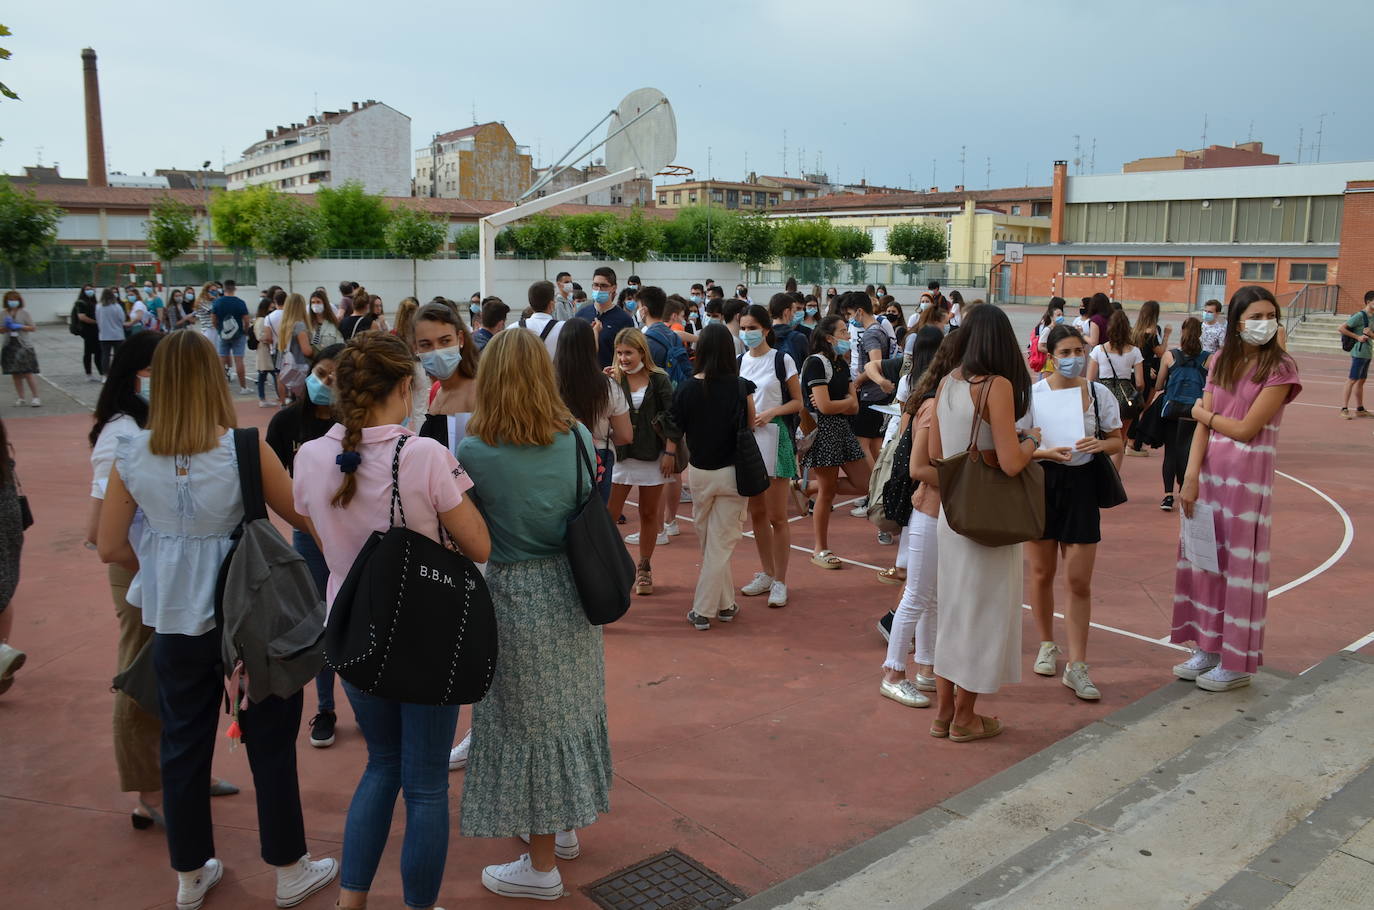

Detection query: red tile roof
xmin=432 ymin=122 xmax=499 ymax=143
xmin=770 ymin=185 xmax=1053 ymax=214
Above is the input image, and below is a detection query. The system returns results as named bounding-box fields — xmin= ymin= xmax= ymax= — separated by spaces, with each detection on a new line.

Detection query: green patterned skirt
xmin=459 ymin=553 xmax=612 ymax=837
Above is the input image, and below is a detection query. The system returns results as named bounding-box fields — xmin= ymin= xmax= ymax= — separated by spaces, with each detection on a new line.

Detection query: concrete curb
xmin=734 ymin=676 xmax=1203 ymax=909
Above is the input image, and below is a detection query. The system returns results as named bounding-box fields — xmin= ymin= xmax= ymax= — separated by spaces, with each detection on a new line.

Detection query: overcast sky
xmin=2 ymin=1 xmax=1369 ymax=192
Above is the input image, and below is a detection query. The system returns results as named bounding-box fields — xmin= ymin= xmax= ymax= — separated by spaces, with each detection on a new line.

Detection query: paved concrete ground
xmin=0 ymin=308 xmax=1369 ymax=908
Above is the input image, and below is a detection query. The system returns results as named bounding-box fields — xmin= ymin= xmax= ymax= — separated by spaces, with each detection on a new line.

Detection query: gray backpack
xmin=214 ymin=428 xmax=326 ymax=705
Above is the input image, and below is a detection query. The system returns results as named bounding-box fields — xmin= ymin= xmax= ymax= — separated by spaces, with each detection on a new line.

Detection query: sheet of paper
xmin=1180 ymin=503 xmax=1221 ymax=574
xmin=1031 ymin=385 xmax=1086 ymax=451
xmin=870 ymin=403 xmax=903 ymax=417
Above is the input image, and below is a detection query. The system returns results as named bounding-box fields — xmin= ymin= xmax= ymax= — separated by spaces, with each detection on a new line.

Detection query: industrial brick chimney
xmin=81 ymin=48 xmax=108 ymax=187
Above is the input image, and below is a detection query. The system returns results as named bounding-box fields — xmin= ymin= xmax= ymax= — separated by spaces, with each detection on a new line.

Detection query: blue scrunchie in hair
xmin=336 ymin=451 xmax=362 ymax=474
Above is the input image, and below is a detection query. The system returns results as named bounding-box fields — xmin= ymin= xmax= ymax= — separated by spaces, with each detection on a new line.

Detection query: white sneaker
xmin=1196 ymin=666 xmax=1252 ymax=692
xmin=849 ymin=500 xmax=869 ymax=517
xmin=740 ymin=572 xmax=773 ymax=596
xmin=0 ymin=642 xmax=26 ymax=693
xmin=12 ymin=398 xmax=23 ymax=408
xmin=767 ymin=581 xmax=788 ymax=607
xmin=176 ymin=858 xmax=224 ymax=910
xmin=1062 ymin=662 xmax=1101 ymax=700
xmin=664 ymin=519 xmax=681 ymax=537
xmin=481 ymin=853 xmax=565 ymax=901
xmin=519 ymin=830 xmax=581 ymax=860
xmin=1034 ymin=641 xmax=1061 ymax=677
xmin=87 ymin=374 xmax=101 ymax=383
xmin=625 ymin=530 xmax=669 ymax=546
xmin=258 ymin=400 xmax=272 ymax=408
xmin=1172 ymin=649 xmax=1220 ymax=681
xmin=679 ymin=489 xmax=693 ymax=503
xmin=275 ymin=853 xmax=338 ymax=908
xmin=879 ymin=678 xmax=931 ymax=708
xmin=449 ymin=729 xmax=472 ymax=771
xmin=29 ymin=397 xmax=40 ymax=407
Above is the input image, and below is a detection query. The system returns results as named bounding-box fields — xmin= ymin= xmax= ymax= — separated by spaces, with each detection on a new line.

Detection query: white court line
xmin=1270 ymin=470 xmax=1354 ymax=598
xmin=1343 ymin=631 xmax=1374 ymax=653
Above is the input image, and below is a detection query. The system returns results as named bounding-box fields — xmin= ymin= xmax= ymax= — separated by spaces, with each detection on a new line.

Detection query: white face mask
xmin=623 ymin=361 xmax=643 ymax=374
xmin=310 ymin=303 xmax=324 ymax=314
xmin=1240 ymin=318 xmax=1278 ymax=346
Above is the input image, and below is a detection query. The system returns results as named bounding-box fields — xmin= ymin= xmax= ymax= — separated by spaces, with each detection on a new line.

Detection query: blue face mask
xmin=707 ymin=316 xmax=722 ymax=325
xmin=1056 ymin=355 xmax=1086 ymax=379
xmin=591 ymin=290 xmax=610 ymax=305
xmin=741 ymin=329 xmax=765 ymax=349
xmin=690 ymin=295 xmax=702 ymax=304
xmin=305 ymin=372 xmax=334 ymax=405
xmin=1054 ymin=314 xmax=1065 ymax=324
xmin=790 ymin=311 xmax=804 ymax=326
xmin=420 ymin=345 xmax=463 ymax=380
xmin=625 ymin=299 xmax=638 ymax=311
xmin=834 ymin=339 xmax=852 ymax=356
xmin=849 ymin=318 xmax=862 ymax=329
xmin=805 ymin=306 xmax=818 ymax=316
xmin=1202 ymin=312 xmax=1216 ymax=324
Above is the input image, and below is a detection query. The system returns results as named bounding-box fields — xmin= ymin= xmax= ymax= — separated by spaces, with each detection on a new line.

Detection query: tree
xmin=598 ymin=208 xmax=662 ymax=272
xmin=0 ymin=179 xmax=61 ymax=288
xmin=255 ymin=194 xmax=324 ymax=291
xmin=834 ymin=226 xmax=874 ymax=284
xmin=144 ymin=196 xmax=198 ymax=271
xmin=209 ymin=185 xmax=277 ymax=253
xmin=561 ymin=212 xmax=618 ymax=256
xmin=773 ymin=218 xmax=839 ymax=284
xmin=657 ymin=206 xmax=731 ymax=258
xmin=385 ymin=206 xmax=448 ymax=298
xmin=452 ymin=226 xmax=480 ymax=256
xmin=316 ymin=180 xmax=391 ymax=250
xmin=714 ymin=212 xmax=776 ymax=276
xmin=0 ymin=25 xmax=18 ymax=144
xmin=887 ymin=221 xmax=948 ymax=281
xmin=512 ymin=214 xmax=566 ymax=276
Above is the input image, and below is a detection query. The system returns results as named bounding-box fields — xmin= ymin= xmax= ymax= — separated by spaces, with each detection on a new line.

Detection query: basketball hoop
xmin=657 ymin=165 xmax=693 ymax=177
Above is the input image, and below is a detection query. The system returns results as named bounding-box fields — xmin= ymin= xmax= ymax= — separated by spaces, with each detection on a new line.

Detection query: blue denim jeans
xmin=340 ymin=681 xmax=459 ymax=908
xmin=293 ymin=529 xmax=335 ymax=713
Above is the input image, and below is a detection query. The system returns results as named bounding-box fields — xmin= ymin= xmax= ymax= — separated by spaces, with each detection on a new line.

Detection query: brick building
xmin=1001 ymin=160 xmax=1374 ymax=312
xmin=414 ymin=122 xmax=533 ymax=202
xmin=1123 ymin=141 xmax=1280 ymax=173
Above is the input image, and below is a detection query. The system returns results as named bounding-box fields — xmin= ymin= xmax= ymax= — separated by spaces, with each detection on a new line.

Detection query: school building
xmin=1000 ymin=160 xmax=1374 ymax=313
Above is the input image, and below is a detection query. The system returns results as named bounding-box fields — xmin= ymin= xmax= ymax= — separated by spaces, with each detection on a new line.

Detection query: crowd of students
xmin=0 ymin=267 xmax=1312 ymax=908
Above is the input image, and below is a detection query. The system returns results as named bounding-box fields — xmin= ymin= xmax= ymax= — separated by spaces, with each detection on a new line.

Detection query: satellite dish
xmin=604 ymin=88 xmax=676 ymax=176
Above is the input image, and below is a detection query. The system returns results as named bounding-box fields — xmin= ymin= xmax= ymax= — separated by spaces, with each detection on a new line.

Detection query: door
xmin=1197 ymin=269 xmax=1226 ymax=308
xmin=999 ymin=265 xmax=1012 ymax=304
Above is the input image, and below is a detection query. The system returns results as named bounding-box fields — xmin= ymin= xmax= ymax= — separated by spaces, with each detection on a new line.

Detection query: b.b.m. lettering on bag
xmin=418 ymin=563 xmax=456 ymax=587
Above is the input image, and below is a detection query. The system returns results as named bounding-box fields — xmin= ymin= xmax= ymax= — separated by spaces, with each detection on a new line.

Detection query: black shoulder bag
xmin=566 ymin=430 xmax=635 ymax=625
xmin=324 ymin=435 xmax=498 ymax=705
xmin=735 ymin=381 xmax=770 ymax=498
xmin=1089 ymin=385 xmax=1128 ymax=509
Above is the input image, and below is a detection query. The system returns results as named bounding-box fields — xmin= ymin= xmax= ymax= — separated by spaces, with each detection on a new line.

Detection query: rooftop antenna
xmin=35 ymin=146 xmax=43 ymax=167
xmin=744 ymin=150 xmax=749 ymax=176
xmin=707 ymin=146 xmax=712 ymax=180
xmin=931 ymin=158 xmax=936 ymax=187
xmin=313 ymin=92 xmax=318 ymax=117
xmin=1297 ymin=126 xmax=1304 ymax=164
xmin=1315 ymin=112 xmax=1328 ymax=162
xmin=1247 ymin=120 xmax=1254 ymax=142
xmin=1201 ymin=113 xmax=1208 ymax=147
xmin=1089 ymin=137 xmax=1096 ymax=174
xmin=782 ymin=128 xmax=787 ymax=176
xmin=471 ymin=100 xmax=477 ymax=125
xmin=959 ymin=145 xmax=966 ymax=185
xmin=486 ymin=87 xmax=676 ymax=292
xmin=985 ymin=156 xmax=991 ymax=189
xmin=1073 ymin=135 xmax=1081 ymax=175
xmin=1024 ymin=162 xmax=1030 ymax=186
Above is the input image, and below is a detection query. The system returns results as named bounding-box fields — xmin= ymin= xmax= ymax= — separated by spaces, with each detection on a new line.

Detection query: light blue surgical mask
xmin=805 ymin=306 xmax=818 ymax=316
xmin=741 ymin=329 xmax=765 ymax=349
xmin=1056 ymin=355 xmax=1086 ymax=379
xmin=1202 ymin=311 xmax=1216 ymax=324
xmin=834 ymin=339 xmax=852 ymax=356
xmin=690 ymin=295 xmax=702 ymax=304
xmin=420 ymin=345 xmax=463 ymax=380
xmin=790 ymin=311 xmax=804 ymax=326
xmin=1054 ymin=314 xmax=1065 ymax=324
xmin=625 ymin=299 xmax=637 ymax=311
xmin=305 ymin=373 xmax=334 ymax=405
xmin=591 ymin=290 xmax=610 ymax=305
xmin=707 ymin=316 xmax=722 ymax=325
xmin=849 ymin=318 xmax=862 ymax=329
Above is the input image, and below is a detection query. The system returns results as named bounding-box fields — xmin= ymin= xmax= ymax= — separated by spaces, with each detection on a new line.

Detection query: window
xmin=659 ymin=194 xmax=667 ymax=205
xmin=1065 ymin=260 xmax=1107 ymax=276
xmin=1290 ymin=263 xmax=1328 ymax=283
xmin=1011 ymin=205 xmax=1022 ymax=216
xmin=688 ymin=193 xmax=697 ymax=203
xmin=741 ymin=192 xmax=753 ymax=205
xmin=1123 ymin=260 xmax=1185 ymax=278
xmin=712 ymin=190 xmax=724 ymax=203
xmin=769 ymin=194 xmax=779 ymax=205
xmin=672 ymin=191 xmax=681 ymax=204
xmin=1240 ymin=262 xmax=1276 ymax=281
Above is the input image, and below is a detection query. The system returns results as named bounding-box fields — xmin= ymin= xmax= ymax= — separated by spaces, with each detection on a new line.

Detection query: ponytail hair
xmin=330 ymin=332 xmax=417 ymax=508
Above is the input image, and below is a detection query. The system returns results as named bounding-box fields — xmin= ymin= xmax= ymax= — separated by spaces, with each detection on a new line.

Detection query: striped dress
xmin=1170 ymin=361 xmax=1301 ymax=672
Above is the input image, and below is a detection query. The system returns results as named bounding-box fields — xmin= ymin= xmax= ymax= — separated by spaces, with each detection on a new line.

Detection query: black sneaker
xmin=309 ymin=710 xmax=337 ymax=748
xmin=686 ymin=610 xmax=711 ymax=631
xmin=617 ymin=514 xmax=627 ymax=525
xmin=877 ymin=611 xmax=894 ymax=642
xmin=1160 ymin=495 xmax=1174 ymax=512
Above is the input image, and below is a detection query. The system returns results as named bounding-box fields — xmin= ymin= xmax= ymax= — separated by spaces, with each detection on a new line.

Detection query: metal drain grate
xmin=586 ymin=849 xmax=746 ymax=910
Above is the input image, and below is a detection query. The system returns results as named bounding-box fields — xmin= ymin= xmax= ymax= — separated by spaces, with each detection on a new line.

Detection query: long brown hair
xmin=468 ymin=327 xmax=571 ymax=447
xmin=330 ymin=333 xmax=416 ymax=508
xmin=1132 ymin=300 xmax=1161 ymax=350
xmin=415 ymin=301 xmax=478 ymax=379
xmin=147 ymin=331 xmax=236 ymax=456
xmin=905 ymin=330 xmax=967 ymax=415
xmin=1105 ymin=309 xmax=1134 ymax=351
xmin=1178 ymin=316 xmax=1203 ymax=358
xmin=393 ymin=297 xmax=419 ymax=349
xmin=1211 ymin=285 xmax=1293 ymax=391
xmin=309 ymin=289 xmax=340 ymax=328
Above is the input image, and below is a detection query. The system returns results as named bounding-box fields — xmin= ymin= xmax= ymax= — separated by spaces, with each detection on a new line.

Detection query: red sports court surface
xmin=1 ymin=348 xmax=1369 ymax=908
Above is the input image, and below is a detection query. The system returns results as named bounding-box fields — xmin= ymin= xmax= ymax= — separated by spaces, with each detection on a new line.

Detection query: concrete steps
xmin=1286 ymin=314 xmax=1350 ymax=356
xmin=740 ymin=651 xmax=1374 ymax=910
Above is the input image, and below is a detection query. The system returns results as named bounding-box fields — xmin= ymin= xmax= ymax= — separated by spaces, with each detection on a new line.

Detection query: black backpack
xmin=1341 ymin=311 xmax=1369 ymax=353
xmin=69 ymin=302 xmax=84 ymax=336
xmin=881 ymin=420 xmax=916 ymax=527
xmin=324 ymin=435 xmax=498 ymax=705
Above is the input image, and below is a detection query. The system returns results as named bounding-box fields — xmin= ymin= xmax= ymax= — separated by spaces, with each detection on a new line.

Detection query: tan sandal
xmin=875 ymin=567 xmax=905 ymax=585
xmin=950 ymin=715 xmax=1004 ymax=743
xmin=810 ymin=549 xmax=842 ymax=569
xmin=929 ymin=718 xmax=951 ymax=738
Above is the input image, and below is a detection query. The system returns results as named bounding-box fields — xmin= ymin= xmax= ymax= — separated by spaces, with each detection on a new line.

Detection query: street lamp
xmin=199 ymin=160 xmax=212 ymax=279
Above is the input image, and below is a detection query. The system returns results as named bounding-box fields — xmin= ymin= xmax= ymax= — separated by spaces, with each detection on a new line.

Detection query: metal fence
xmin=1283 ymin=283 xmax=1341 ymax=334
xmin=9 ymin=253 xmax=257 ymax=288
xmin=754 ymin=259 xmax=990 ymax=290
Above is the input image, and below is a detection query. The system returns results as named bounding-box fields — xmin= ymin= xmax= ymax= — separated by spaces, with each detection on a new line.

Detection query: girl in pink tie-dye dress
xmin=1171 ymin=286 xmax=1301 ymax=691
